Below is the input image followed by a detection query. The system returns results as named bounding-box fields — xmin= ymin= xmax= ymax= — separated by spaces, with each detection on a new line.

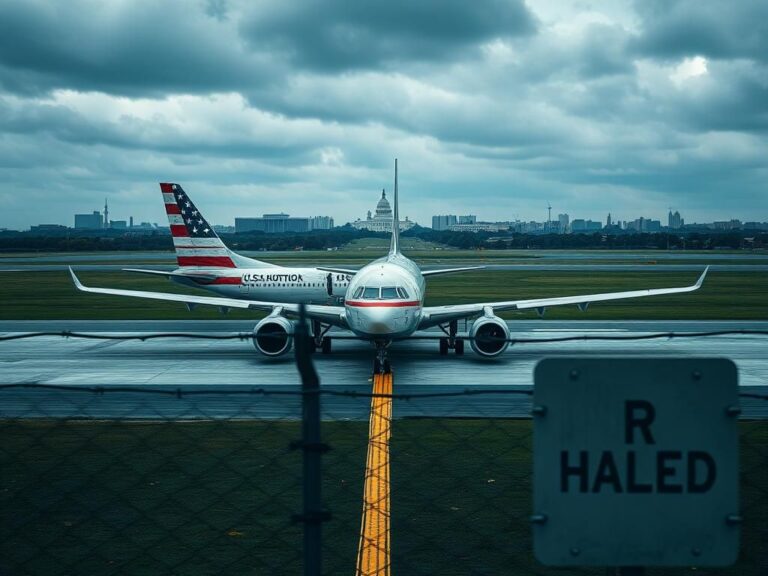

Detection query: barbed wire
xmin=1 ymin=329 xmax=767 ymax=344
xmin=0 ymin=382 xmax=765 ymax=401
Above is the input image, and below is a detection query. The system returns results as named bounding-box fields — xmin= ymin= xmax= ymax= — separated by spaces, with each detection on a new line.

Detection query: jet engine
xmin=469 ymin=316 xmax=510 ymax=357
xmin=252 ymin=316 xmax=294 ymax=357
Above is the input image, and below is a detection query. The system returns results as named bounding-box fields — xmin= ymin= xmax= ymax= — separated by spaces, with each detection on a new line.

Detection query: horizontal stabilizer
xmin=123 ymin=268 xmax=220 ymax=282
xmin=317 ymin=266 xmax=358 ymax=276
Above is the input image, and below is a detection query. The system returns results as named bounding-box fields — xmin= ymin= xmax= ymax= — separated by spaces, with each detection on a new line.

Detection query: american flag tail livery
xmin=160 ymin=183 xmax=273 ymax=269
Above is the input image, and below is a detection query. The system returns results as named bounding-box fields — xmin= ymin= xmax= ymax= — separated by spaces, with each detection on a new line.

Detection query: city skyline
xmin=10 ymin=195 xmax=766 ymax=234
xmin=0 ymin=1 xmax=766 ymax=230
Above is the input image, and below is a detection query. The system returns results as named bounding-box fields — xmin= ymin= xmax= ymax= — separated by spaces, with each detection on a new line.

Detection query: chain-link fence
xmin=1 ymin=327 xmax=767 ymax=575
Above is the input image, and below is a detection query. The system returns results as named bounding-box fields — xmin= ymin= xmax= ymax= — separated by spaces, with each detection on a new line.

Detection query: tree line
xmin=0 ymin=225 xmax=764 ymax=253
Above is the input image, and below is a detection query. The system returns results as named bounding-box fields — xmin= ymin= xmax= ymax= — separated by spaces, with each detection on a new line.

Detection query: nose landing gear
xmin=373 ymin=340 xmax=392 ymax=374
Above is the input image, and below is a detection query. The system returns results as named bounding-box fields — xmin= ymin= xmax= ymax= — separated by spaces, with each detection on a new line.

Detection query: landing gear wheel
xmin=439 ymin=337 xmax=449 ymax=355
xmin=382 ymin=359 xmax=391 ymax=374
xmin=454 ymin=339 xmax=465 ymax=355
xmin=321 ymin=337 xmax=332 ymax=354
xmin=373 ymin=358 xmax=381 ymax=374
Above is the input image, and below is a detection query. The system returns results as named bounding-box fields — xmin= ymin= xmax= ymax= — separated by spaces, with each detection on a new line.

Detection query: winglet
xmin=389 ymin=158 xmax=400 ymax=255
xmin=695 ymin=265 xmax=709 ymax=289
xmin=69 ymin=266 xmax=84 ymax=290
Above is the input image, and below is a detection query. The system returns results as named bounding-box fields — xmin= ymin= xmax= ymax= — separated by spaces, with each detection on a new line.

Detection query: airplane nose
xmin=350 ymin=306 xmax=400 ymax=335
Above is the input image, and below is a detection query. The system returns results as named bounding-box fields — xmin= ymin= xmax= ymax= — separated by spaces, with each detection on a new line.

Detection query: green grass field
xmin=1 ymin=419 xmax=765 ymax=575
xmin=5 ymin=246 xmax=767 ymax=266
xmin=0 ymin=268 xmax=765 ymax=320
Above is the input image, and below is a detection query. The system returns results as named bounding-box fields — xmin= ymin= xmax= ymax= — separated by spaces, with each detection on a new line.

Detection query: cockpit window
xmin=397 ymin=287 xmax=409 ymax=299
xmin=362 ymin=287 xmax=380 ymax=299
xmin=353 ymin=286 xmax=364 ymax=299
xmin=380 ymin=287 xmax=398 ymax=300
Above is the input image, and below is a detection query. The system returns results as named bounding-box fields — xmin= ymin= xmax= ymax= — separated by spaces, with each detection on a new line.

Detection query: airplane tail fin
xmin=389 ymin=159 xmax=400 ymax=255
xmin=160 ymin=183 xmax=274 ymax=269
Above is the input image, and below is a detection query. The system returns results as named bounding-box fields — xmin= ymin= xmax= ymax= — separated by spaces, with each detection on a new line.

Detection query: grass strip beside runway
xmin=0 ymin=418 xmax=765 ymax=575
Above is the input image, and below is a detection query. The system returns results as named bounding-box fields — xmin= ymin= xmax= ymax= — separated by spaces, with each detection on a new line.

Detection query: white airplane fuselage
xmin=344 ymin=253 xmax=425 ymax=339
xmin=170 ymin=267 xmax=352 ymax=304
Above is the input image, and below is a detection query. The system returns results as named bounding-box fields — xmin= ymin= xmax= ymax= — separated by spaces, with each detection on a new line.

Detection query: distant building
xmin=448 ymin=222 xmax=503 ymax=233
xmin=309 ymin=216 xmax=334 ymax=230
xmin=744 ymin=222 xmax=768 ymax=230
xmin=570 ymin=219 xmax=602 ymax=233
xmin=458 ymin=215 xmax=477 ymax=225
xmin=352 ymin=190 xmax=415 ymax=233
xmin=432 ymin=214 xmax=458 ymax=231
xmin=132 ymin=221 xmax=159 ymax=231
xmin=668 ymin=210 xmax=684 ymax=229
xmin=626 ymin=217 xmax=662 ymax=233
xmin=713 ymin=220 xmax=742 ymax=230
xmin=236 ymin=213 xmax=310 ymax=234
xmin=558 ymin=213 xmax=569 ymax=233
xmin=74 ymin=211 xmax=103 ymax=229
xmin=606 ymin=213 xmax=612 ymax=227
xmin=109 ymin=220 xmax=127 ymax=230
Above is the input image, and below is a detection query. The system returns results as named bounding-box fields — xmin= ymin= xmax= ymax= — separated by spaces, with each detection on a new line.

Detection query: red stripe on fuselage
xmin=170 ymin=225 xmax=189 ymax=237
xmin=210 ymin=276 xmax=241 ymax=284
xmin=345 ymin=300 xmax=421 ymax=308
xmin=177 ymin=256 xmax=236 ymax=267
xmin=165 ymin=204 xmax=181 ymax=214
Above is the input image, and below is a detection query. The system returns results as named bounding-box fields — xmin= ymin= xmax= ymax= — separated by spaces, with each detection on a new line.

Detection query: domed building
xmin=351 ymin=189 xmax=415 ymax=232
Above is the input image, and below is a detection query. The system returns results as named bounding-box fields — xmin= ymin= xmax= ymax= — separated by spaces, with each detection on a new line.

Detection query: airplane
xmin=70 ymin=162 xmax=709 ymax=372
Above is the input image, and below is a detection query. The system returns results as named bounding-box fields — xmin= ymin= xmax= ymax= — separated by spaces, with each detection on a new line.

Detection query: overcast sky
xmin=1 ymin=0 xmax=766 ymax=230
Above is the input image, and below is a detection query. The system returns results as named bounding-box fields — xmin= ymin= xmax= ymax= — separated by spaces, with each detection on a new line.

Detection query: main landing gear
xmin=311 ymin=320 xmax=333 ymax=354
xmin=373 ymin=340 xmax=392 ymax=374
xmin=438 ymin=320 xmax=464 ymax=356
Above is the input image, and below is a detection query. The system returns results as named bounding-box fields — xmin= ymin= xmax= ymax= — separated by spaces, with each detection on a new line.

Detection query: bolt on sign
xmin=532 ymin=358 xmax=739 ymax=567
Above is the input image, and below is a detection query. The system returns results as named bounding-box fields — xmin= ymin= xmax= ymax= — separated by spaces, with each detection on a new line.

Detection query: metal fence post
xmin=294 ymin=304 xmax=330 ymax=576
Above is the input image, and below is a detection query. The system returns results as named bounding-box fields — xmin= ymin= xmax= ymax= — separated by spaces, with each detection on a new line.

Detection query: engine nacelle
xmin=252 ymin=316 xmax=294 ymax=357
xmin=469 ymin=316 xmax=510 ymax=357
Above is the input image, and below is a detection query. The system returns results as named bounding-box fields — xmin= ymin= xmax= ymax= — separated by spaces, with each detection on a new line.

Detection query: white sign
xmin=533 ymin=358 xmax=739 ymax=566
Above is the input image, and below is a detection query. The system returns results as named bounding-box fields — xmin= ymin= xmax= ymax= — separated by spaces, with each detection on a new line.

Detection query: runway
xmin=1 ymin=320 xmax=766 ymax=420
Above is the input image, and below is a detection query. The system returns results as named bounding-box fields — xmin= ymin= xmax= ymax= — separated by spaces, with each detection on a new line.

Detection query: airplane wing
xmin=422 ymin=266 xmax=484 ymax=277
xmin=70 ymin=268 xmax=348 ymax=328
xmin=418 ymin=266 xmax=709 ymax=329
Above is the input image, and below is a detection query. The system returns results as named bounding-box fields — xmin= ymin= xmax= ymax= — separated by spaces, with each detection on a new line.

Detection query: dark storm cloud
xmin=0 ymin=1 xmax=273 ymax=96
xmin=674 ymin=63 xmax=768 ymax=133
xmin=0 ymin=0 xmax=766 ymax=229
xmin=240 ymin=0 xmax=536 ymax=71
xmin=632 ymin=0 xmax=768 ymax=62
xmin=0 ymin=94 xmax=320 ymax=161
xmin=577 ymin=24 xmax=634 ymax=79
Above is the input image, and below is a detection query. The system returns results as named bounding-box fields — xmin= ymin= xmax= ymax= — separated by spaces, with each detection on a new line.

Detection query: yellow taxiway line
xmin=355 ymin=371 xmax=393 ymax=576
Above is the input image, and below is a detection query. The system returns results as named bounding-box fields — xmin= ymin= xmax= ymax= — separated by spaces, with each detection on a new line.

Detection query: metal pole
xmin=294 ymin=304 xmax=328 ymax=576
